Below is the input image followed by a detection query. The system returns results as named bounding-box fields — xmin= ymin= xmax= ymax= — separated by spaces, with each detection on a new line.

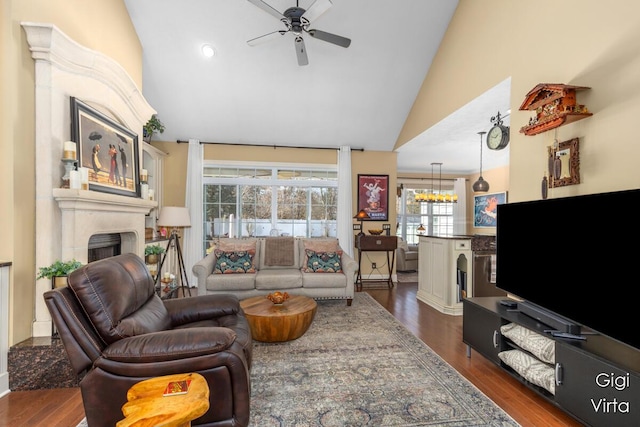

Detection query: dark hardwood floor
xmin=0 ymin=281 xmax=583 ymax=427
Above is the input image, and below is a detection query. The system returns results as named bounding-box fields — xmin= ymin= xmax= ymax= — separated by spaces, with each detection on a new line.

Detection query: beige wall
xmin=3 ymin=0 xmax=141 ymax=345
xmin=399 ymin=0 xmax=640 ymax=203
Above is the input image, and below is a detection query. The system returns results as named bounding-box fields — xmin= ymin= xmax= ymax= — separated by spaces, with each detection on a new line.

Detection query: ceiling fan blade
xmin=246 ymin=0 xmax=284 ymax=20
xmin=302 ymin=0 xmax=333 ymax=22
xmin=247 ymin=30 xmax=288 ymax=46
xmin=308 ymin=29 xmax=351 ymax=48
xmin=294 ymin=36 xmax=309 ymax=66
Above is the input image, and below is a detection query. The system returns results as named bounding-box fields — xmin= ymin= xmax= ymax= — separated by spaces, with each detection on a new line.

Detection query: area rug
xmin=248 ymin=292 xmax=519 ymax=426
xmin=77 ymin=292 xmax=519 ymax=427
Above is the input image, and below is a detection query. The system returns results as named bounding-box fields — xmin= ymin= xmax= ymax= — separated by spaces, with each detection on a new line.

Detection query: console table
xmin=355 ymin=235 xmax=397 ymax=291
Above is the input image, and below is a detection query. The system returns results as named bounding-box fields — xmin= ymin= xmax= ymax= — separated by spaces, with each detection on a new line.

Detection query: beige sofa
xmin=192 ymin=237 xmax=357 ymax=305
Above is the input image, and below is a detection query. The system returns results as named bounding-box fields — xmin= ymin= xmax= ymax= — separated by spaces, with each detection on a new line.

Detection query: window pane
xmin=397 ymin=185 xmax=454 ymax=242
xmin=202 ymin=164 xmax=337 ymax=251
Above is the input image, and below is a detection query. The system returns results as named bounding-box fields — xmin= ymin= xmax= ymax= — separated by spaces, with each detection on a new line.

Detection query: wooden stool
xmin=240 ymin=294 xmax=317 ymax=342
xmin=117 ymin=372 xmax=209 ymax=427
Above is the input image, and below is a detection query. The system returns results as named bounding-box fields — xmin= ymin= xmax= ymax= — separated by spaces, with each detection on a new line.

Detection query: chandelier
xmin=414 ymin=162 xmax=458 ymax=203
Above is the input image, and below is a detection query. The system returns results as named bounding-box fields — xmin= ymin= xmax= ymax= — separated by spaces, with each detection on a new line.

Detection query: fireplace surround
xmin=23 ymin=22 xmax=157 ymax=337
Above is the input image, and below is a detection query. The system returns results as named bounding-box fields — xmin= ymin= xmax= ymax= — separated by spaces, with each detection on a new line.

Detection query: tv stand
xmin=463 ymin=297 xmax=639 ymax=427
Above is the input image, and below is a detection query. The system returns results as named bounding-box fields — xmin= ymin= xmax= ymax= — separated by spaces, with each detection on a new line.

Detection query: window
xmin=396 ymin=182 xmax=455 ymax=244
xmin=202 ymin=164 xmax=337 ymax=255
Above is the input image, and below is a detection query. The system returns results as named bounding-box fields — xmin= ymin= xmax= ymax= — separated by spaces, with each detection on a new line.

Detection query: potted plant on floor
xmin=37 ymin=259 xmax=83 ymax=289
xmin=145 ymin=244 xmax=166 ymax=264
xmin=143 ymin=114 xmax=165 ymax=143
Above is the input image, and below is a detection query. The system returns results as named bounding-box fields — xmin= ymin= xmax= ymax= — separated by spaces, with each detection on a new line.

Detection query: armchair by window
xmin=396 ymin=239 xmax=419 ymax=272
xmin=44 ymin=253 xmax=252 ymax=427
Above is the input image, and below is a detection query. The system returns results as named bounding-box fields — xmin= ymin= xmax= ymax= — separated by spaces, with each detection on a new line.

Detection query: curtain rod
xmin=176 ymin=140 xmax=365 ymax=151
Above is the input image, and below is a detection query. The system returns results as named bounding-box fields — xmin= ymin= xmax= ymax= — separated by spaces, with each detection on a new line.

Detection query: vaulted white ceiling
xmin=124 ymin=0 xmax=509 ymax=175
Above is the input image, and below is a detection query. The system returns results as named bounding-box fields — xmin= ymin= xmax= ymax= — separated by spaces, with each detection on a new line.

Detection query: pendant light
xmin=415 ymin=162 xmax=457 ymax=203
xmin=473 ymin=131 xmax=490 ymax=192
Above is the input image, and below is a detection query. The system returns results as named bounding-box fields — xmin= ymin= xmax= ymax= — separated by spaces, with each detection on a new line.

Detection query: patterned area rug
xmin=249 ymin=292 xmax=519 ymax=426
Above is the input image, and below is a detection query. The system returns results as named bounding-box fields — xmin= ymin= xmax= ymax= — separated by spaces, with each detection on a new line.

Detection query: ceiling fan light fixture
xmin=246 ymin=0 xmax=350 ymax=66
xmin=201 ymin=44 xmax=215 ymax=58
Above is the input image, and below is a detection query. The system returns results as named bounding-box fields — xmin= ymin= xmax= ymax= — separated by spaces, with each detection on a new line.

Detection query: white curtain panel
xmin=453 ymin=177 xmax=467 ymax=235
xmin=183 ymin=139 xmax=203 ymax=291
xmin=337 ymin=146 xmax=354 ymax=257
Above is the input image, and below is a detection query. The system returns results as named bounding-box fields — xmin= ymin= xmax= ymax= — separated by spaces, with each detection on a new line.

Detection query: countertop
xmin=418 ymin=235 xmax=473 ymax=240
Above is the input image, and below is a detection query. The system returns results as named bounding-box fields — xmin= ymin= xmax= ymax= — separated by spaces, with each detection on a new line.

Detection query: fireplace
xmin=88 ymin=233 xmax=122 ymax=262
xmin=23 ymin=22 xmax=157 ymax=337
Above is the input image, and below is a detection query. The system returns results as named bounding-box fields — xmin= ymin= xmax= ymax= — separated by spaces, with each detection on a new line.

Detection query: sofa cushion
xmin=300 ymin=238 xmax=339 ymax=268
xmin=302 ymin=270 xmax=347 ymax=288
xmin=217 ymin=238 xmax=258 ymax=252
xmin=217 ymin=238 xmax=260 ymax=265
xmin=255 ymin=269 xmax=302 ymax=290
xmin=214 ymin=249 xmax=257 ymax=274
xmin=207 ymin=272 xmax=256 ymax=292
xmin=302 ymin=250 xmax=343 ymax=273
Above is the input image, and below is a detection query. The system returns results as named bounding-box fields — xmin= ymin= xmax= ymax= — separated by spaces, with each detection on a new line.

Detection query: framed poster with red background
xmin=357 ymin=174 xmax=389 ymax=221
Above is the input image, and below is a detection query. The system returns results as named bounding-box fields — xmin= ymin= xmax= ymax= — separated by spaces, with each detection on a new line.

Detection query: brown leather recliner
xmin=44 ymin=253 xmax=253 ymax=427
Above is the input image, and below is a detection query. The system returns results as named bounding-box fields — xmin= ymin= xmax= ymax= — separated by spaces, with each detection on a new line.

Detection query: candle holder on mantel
xmin=61 ymin=158 xmax=77 ymax=188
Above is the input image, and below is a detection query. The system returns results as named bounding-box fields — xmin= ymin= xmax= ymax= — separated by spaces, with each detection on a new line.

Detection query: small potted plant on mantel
xmin=144 ymin=244 xmax=166 ymax=264
xmin=143 ymin=114 xmax=165 ymax=143
xmin=36 ymin=259 xmax=83 ymax=289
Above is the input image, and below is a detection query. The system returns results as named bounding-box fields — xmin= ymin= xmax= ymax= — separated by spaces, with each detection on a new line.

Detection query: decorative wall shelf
xmin=519 ymin=83 xmax=592 ymax=136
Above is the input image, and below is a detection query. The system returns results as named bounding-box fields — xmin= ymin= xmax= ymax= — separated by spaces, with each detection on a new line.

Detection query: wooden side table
xmin=240 ymin=295 xmax=317 ymax=342
xmin=355 ymin=235 xmax=397 ymax=291
xmin=117 ymin=372 xmax=209 ymax=427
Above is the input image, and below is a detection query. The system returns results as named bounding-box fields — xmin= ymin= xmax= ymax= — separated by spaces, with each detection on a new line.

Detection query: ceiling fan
xmin=246 ymin=0 xmax=351 ymax=66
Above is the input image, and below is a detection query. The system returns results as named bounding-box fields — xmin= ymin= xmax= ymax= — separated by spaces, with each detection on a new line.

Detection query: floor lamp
xmin=156 ymin=206 xmax=192 ymax=297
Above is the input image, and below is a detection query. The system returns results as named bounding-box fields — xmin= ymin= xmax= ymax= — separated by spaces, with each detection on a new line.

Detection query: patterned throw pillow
xmin=302 ymin=249 xmax=343 ymax=273
xmin=214 ymin=249 xmax=256 ymax=274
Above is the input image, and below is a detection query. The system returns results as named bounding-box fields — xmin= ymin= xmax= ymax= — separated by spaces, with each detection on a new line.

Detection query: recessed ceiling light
xmin=202 ymin=44 xmax=215 ymax=58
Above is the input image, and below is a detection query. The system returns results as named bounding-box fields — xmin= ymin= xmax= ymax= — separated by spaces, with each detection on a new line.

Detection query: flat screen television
xmin=496 ymin=188 xmax=640 ymax=350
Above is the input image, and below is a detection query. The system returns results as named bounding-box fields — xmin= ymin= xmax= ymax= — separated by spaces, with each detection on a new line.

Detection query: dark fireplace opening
xmin=88 ymin=233 xmax=122 ymax=262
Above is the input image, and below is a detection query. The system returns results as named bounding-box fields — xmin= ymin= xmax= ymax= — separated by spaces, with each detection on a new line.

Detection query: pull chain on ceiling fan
xmin=246 ymin=0 xmax=351 ymax=66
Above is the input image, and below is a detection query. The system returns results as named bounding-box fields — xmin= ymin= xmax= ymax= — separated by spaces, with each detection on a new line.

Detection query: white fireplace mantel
xmin=23 ymin=21 xmax=157 ymax=337
xmin=53 ymin=188 xmax=156 ymax=260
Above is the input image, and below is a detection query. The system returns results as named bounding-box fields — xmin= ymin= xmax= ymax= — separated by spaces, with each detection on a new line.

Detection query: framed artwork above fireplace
xmin=71 ymin=97 xmax=140 ymax=198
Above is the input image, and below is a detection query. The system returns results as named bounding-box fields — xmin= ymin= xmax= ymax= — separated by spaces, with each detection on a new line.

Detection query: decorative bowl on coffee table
xmin=266 ymin=291 xmax=289 ymax=305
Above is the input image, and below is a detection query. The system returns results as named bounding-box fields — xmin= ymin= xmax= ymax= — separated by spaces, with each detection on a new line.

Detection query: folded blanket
xmin=264 ymin=237 xmax=295 ymax=266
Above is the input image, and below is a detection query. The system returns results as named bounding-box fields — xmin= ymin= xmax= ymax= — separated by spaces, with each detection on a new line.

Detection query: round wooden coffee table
xmin=240 ymin=294 xmax=317 ymax=342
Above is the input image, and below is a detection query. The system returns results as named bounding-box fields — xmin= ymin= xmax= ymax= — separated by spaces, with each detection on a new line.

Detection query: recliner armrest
xmin=101 ymin=327 xmax=236 ymax=363
xmin=163 ymin=294 xmax=241 ymax=326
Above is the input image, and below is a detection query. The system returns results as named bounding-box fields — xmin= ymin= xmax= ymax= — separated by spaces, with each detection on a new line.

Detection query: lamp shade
xmin=157 ymin=207 xmax=191 ymax=227
xmin=353 ymin=209 xmax=370 ymax=220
